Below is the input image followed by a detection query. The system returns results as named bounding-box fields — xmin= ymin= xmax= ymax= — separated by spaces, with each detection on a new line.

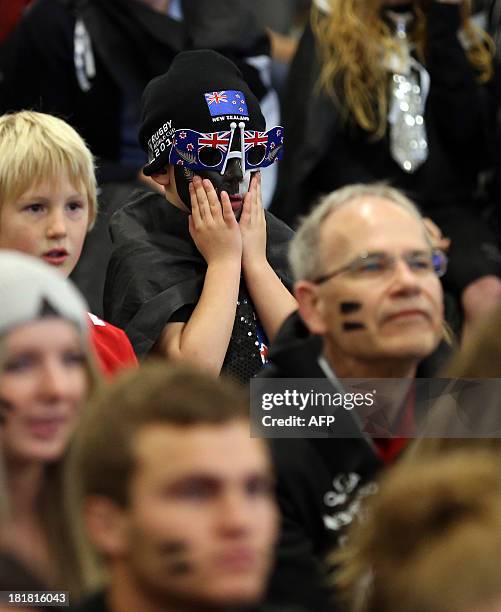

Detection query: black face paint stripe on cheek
xmin=342 ymin=322 xmax=366 ymax=331
xmin=167 ymin=560 xmax=193 ymax=574
xmin=157 ymin=540 xmax=193 ymax=575
xmin=340 ymin=301 xmax=362 ymax=315
xmin=158 ymin=540 xmax=189 ymax=555
xmin=0 ymin=397 xmax=14 ymax=423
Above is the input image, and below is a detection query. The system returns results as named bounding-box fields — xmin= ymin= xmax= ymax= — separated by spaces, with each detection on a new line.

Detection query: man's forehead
xmin=131 ymin=422 xmax=270 ymax=478
xmin=320 ymin=196 xmax=428 ymax=258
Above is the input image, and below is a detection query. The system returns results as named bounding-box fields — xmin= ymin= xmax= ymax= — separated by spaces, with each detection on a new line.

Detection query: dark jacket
xmin=70 ymin=590 xmax=307 ymax=612
xmin=261 ymin=311 xmax=451 ymax=611
xmin=261 ymin=313 xmax=383 ymax=611
xmin=0 ymin=0 xmax=184 ymax=183
xmin=103 ymin=190 xmax=294 ymax=362
xmin=0 ymin=0 xmax=269 ymax=184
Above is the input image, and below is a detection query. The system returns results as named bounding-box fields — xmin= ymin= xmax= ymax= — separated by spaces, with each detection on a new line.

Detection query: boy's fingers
xmin=241 ymin=190 xmax=252 ymax=225
xmin=255 ymin=172 xmax=264 ymax=224
xmin=250 ymin=172 xmax=259 ymax=221
xmin=220 ymin=191 xmax=234 ymax=223
xmin=193 ymin=175 xmax=210 ymax=220
xmin=242 ymin=199 xmax=252 ymax=226
xmin=204 ymin=178 xmax=221 ymax=218
xmin=189 ymin=182 xmax=202 ymax=225
xmin=257 ymin=172 xmax=265 ymax=223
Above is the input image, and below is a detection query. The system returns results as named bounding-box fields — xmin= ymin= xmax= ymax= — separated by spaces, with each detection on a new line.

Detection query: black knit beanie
xmin=139 ymin=49 xmax=265 ymax=176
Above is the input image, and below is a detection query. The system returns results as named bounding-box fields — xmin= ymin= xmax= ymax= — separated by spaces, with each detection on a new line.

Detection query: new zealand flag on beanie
xmin=139 ymin=49 xmax=266 ymax=176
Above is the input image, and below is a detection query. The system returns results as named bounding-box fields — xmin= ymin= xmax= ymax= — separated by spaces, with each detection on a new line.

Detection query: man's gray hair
xmin=289 ymin=183 xmax=426 ymax=281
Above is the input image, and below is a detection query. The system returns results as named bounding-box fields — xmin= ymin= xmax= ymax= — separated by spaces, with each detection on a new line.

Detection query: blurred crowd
xmin=2 ymin=1 xmax=501 ymax=611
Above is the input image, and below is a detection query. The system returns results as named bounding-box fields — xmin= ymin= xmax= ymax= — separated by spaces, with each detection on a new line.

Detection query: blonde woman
xmin=0 ymin=251 xmax=100 ymax=595
xmin=271 ymin=0 xmax=501 ymax=324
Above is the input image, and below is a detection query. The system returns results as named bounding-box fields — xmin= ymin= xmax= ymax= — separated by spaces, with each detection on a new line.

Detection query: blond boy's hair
xmin=0 ymin=111 xmax=97 ymax=227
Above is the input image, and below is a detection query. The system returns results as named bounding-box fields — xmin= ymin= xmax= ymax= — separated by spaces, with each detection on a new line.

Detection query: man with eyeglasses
xmin=262 ymin=183 xmax=447 ymax=612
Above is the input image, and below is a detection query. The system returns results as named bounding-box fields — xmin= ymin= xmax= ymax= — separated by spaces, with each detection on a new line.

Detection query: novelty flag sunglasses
xmin=169 ymin=121 xmax=284 ymax=174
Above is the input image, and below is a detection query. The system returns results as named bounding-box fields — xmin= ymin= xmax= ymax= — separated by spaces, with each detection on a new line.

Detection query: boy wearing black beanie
xmin=104 ymin=50 xmax=296 ymax=383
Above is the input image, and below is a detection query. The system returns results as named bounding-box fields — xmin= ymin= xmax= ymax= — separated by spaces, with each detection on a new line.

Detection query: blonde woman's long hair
xmin=0 ymin=335 xmax=102 ymax=597
xmin=312 ymin=0 xmax=494 ymax=138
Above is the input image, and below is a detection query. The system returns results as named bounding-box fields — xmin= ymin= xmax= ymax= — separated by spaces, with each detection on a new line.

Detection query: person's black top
xmin=103 ymin=189 xmax=294 ymax=382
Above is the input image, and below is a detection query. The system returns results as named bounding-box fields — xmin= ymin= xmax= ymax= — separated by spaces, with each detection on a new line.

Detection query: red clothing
xmin=0 ymin=0 xmax=32 ymax=41
xmin=373 ymin=384 xmax=416 ymax=464
xmin=88 ymin=313 xmax=137 ymax=377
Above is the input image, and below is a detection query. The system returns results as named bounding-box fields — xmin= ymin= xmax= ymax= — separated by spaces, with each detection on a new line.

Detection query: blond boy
xmin=0 ymin=110 xmax=137 ymax=376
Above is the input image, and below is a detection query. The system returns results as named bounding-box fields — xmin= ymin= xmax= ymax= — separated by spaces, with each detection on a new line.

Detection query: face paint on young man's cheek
xmin=157 ymin=539 xmax=194 ymax=575
xmin=0 ymin=396 xmax=15 ymax=423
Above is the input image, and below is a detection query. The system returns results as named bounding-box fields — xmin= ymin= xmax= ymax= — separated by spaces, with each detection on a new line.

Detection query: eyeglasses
xmin=312 ymin=249 xmax=448 ymax=284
